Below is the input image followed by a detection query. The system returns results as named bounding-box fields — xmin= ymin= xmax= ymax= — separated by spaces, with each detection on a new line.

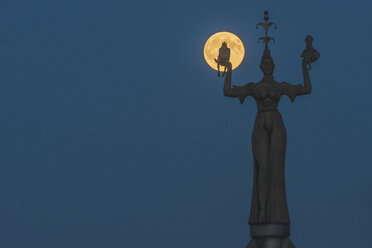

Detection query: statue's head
xmin=305 ymin=35 xmax=313 ymax=47
xmin=260 ymin=49 xmax=274 ymax=75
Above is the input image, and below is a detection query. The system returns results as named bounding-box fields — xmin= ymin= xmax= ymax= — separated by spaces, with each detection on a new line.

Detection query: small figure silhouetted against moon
xmin=214 ymin=42 xmax=231 ymax=77
xmin=203 ymin=31 xmax=245 ymax=72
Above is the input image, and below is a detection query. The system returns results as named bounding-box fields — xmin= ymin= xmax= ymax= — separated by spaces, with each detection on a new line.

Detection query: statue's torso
xmin=253 ymin=81 xmax=282 ymax=132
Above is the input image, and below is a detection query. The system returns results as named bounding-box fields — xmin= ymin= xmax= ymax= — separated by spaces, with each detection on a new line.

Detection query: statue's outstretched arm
xmin=297 ymin=59 xmax=312 ymax=95
xmin=223 ymin=62 xmax=254 ymax=104
xmin=280 ymin=59 xmax=312 ymax=102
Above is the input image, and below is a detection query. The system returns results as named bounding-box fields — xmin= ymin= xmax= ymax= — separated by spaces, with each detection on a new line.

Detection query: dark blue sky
xmin=0 ymin=0 xmax=371 ymax=247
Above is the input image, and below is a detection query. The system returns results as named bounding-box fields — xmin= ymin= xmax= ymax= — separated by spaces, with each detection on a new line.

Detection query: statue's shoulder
xmin=279 ymin=81 xmax=293 ymax=87
xmin=279 ymin=81 xmax=301 ymax=89
xmin=279 ymin=81 xmax=302 ymax=102
xmin=233 ymin=82 xmax=256 ymax=91
xmin=245 ymin=82 xmax=256 ymax=88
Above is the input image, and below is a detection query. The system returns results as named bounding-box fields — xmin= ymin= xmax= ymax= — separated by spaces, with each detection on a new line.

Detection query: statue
xmin=216 ymin=11 xmax=319 ymax=248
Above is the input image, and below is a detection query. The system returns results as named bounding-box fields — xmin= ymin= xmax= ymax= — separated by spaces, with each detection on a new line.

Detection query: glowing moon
xmin=204 ymin=31 xmax=245 ymax=71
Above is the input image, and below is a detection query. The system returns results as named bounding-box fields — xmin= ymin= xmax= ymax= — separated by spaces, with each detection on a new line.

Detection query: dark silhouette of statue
xmin=214 ymin=41 xmax=231 ymax=77
xmin=215 ymin=11 xmax=319 ymax=248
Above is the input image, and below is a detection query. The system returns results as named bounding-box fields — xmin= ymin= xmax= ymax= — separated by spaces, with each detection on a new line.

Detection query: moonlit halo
xmin=204 ymin=31 xmax=245 ymax=71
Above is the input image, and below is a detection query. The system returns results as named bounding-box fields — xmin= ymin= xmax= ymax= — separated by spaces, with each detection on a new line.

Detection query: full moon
xmin=204 ymin=31 xmax=245 ymax=71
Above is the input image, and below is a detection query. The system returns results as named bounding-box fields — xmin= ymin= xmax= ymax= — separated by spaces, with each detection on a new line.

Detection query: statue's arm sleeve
xmin=280 ymin=82 xmax=302 ymax=102
xmin=230 ymin=83 xmax=255 ymax=104
xmin=223 ymin=62 xmax=255 ymax=104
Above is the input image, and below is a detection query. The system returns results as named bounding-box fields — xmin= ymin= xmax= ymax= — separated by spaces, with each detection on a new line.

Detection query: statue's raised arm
xmin=280 ymin=59 xmax=312 ymax=102
xmin=281 ymin=35 xmax=319 ymax=102
xmin=223 ymin=62 xmax=255 ymax=104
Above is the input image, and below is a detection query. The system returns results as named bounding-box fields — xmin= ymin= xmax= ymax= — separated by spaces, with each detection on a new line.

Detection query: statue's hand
xmin=302 ymin=59 xmax=308 ymax=71
xmin=225 ymin=62 xmax=232 ymax=72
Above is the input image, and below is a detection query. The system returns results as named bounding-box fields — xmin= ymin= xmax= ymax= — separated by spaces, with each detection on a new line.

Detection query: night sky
xmin=0 ymin=0 xmax=371 ymax=247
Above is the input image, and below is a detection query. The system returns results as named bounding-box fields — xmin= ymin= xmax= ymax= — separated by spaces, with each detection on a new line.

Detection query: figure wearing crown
xmin=214 ymin=41 xmax=231 ymax=77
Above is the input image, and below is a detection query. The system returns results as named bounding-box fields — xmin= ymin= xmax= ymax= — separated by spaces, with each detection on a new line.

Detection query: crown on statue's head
xmin=257 ymin=11 xmax=277 ymax=50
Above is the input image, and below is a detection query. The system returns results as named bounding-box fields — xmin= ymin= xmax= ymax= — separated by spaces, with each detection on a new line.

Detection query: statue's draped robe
xmin=250 ymin=110 xmax=289 ymax=224
xmin=235 ymin=82 xmax=301 ymax=225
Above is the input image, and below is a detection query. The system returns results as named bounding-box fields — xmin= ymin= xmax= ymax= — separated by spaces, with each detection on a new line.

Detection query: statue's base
xmin=246 ymin=237 xmax=295 ymax=248
xmin=246 ymin=224 xmax=295 ymax=248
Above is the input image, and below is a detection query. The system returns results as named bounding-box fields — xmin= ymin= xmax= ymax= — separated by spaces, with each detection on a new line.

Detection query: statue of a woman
xmin=223 ymin=48 xmax=312 ymax=225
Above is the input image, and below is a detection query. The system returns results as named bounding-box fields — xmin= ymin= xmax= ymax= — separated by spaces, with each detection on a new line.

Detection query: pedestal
xmin=246 ymin=224 xmax=296 ymax=248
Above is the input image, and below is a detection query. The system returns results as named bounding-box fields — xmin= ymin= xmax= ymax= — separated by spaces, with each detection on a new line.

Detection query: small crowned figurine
xmin=301 ymin=35 xmax=320 ymax=70
xmin=214 ymin=41 xmax=231 ymax=77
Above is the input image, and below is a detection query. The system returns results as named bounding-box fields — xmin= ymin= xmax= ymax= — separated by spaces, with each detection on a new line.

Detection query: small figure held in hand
xmin=301 ymin=35 xmax=320 ymax=70
xmin=214 ymin=42 xmax=230 ymax=77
